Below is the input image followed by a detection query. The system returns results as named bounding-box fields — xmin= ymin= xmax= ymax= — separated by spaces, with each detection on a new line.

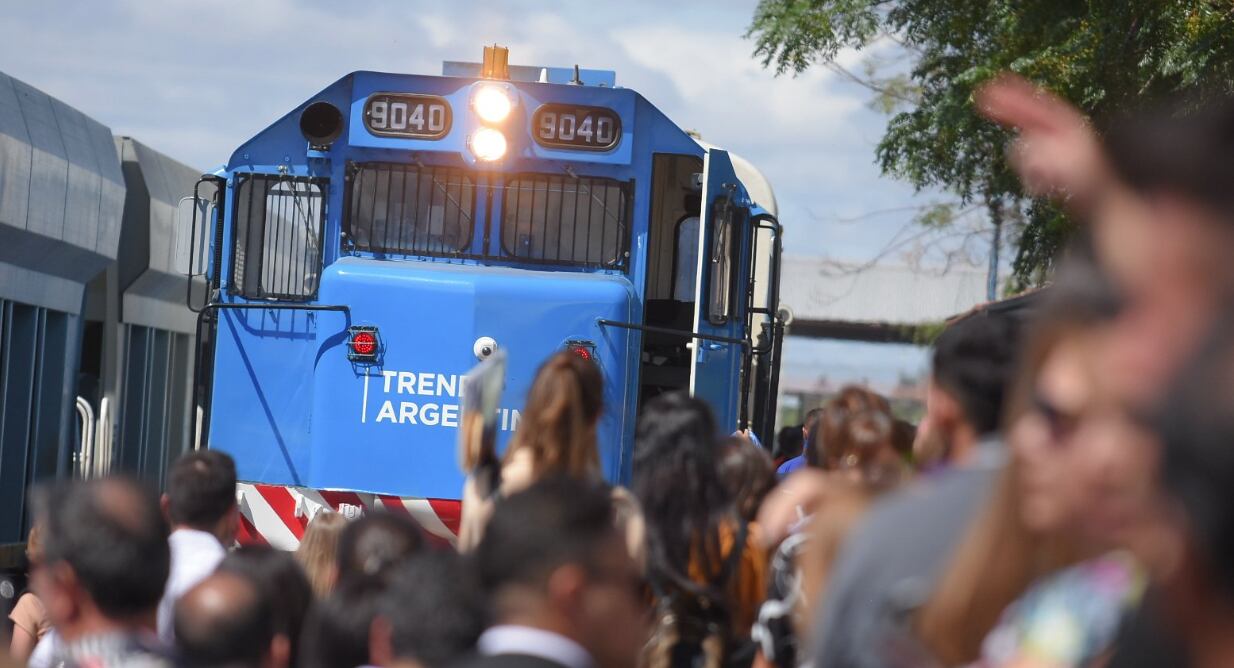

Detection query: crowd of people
xmin=7 ymin=73 xmax=1234 ymax=668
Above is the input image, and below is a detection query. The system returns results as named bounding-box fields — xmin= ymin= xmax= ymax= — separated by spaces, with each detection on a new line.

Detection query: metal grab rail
xmin=96 ymin=397 xmax=112 ymax=477
xmin=595 ymin=318 xmax=750 ymax=348
xmin=189 ymin=301 xmax=353 ymax=449
xmin=75 ymin=397 xmax=95 ymax=479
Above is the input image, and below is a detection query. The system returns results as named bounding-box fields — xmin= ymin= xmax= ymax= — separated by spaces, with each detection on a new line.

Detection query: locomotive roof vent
xmin=300 ymin=101 xmax=343 ymax=149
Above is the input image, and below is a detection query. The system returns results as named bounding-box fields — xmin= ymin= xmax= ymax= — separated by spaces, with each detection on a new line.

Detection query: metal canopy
xmin=0 ymin=71 xmax=125 ymax=314
xmin=115 ymin=137 xmax=203 ymax=334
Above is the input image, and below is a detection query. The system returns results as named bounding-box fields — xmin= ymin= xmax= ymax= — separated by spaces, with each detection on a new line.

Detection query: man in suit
xmin=458 ymin=477 xmax=648 ymax=668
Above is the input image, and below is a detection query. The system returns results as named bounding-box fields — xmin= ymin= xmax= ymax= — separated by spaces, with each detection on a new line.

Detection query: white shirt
xmin=156 ymin=528 xmax=226 ymax=643
xmin=478 ymin=625 xmax=595 ymax=668
xmin=27 ymin=628 xmax=60 ymax=668
xmin=673 ymin=216 xmax=700 ymax=301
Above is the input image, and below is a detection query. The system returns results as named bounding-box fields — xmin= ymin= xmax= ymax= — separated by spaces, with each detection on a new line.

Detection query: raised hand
xmin=976 ymin=74 xmax=1110 ymax=210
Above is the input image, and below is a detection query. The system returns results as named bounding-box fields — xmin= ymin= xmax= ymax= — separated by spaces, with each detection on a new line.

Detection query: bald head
xmin=174 ymin=572 xmax=274 ymax=668
xmin=36 ymin=476 xmax=168 ymax=626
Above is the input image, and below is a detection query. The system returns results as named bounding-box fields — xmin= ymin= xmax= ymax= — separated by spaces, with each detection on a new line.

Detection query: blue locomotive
xmin=183 ymin=49 xmax=786 ymax=546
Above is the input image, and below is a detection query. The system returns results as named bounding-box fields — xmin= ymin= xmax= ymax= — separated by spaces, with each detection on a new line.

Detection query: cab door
xmin=690 ymin=149 xmax=751 ymax=431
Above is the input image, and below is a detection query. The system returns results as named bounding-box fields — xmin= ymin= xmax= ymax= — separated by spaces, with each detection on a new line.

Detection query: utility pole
xmin=986 ymin=197 xmax=1002 ymax=301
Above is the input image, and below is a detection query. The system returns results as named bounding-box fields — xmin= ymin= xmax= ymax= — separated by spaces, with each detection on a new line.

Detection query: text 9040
xmin=532 ymin=104 xmax=621 ymax=151
xmin=364 ymin=93 xmax=452 ymax=139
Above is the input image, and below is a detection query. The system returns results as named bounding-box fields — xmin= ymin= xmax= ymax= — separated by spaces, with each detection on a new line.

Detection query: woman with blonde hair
xmin=295 ymin=510 xmax=347 ymax=598
xmin=459 ymin=351 xmax=642 ymax=560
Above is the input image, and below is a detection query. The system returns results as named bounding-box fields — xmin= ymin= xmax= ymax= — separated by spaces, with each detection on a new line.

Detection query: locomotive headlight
xmin=473 ymin=85 xmax=513 ymax=123
xmin=471 ymin=127 xmax=508 ymax=161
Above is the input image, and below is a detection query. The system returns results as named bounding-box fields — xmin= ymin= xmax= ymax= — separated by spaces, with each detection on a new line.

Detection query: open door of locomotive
xmin=690 ymin=149 xmax=751 ymax=431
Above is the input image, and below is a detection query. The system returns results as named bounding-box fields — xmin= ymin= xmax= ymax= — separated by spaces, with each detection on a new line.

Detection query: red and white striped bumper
xmin=235 ymin=482 xmax=461 ymax=550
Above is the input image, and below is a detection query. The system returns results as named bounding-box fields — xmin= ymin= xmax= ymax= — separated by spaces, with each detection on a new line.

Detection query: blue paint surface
xmin=205 ymin=69 xmax=762 ymax=501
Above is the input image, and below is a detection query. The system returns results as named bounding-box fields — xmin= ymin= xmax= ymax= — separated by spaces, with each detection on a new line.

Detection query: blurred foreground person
xmin=305 ymin=511 xmax=428 ymax=668
xmin=217 ymin=547 xmax=312 ymax=668
xmin=32 ymin=477 xmax=170 ymax=667
xmin=753 ymin=386 xmax=905 ymax=668
xmin=978 ymin=77 xmax=1234 ymax=667
xmin=174 ymin=572 xmax=283 ymax=668
xmin=459 ymin=351 xmax=644 ymax=566
xmin=461 ymin=477 xmax=647 ymax=668
xmin=917 ymin=253 xmax=1133 ymax=666
xmin=1151 ymin=317 xmax=1234 ymax=668
xmin=301 ymin=576 xmax=385 ymax=668
xmin=157 ymin=451 xmax=238 ymax=643
xmin=295 ymin=511 xmax=347 ymax=598
xmin=809 ymin=303 xmax=1028 ymax=668
xmin=719 ymin=436 xmax=777 ymax=524
xmin=634 ymin=393 xmax=766 ymax=667
xmin=335 ymin=511 xmax=425 ymax=585
xmin=9 ymin=524 xmax=50 ymax=662
xmin=913 ymin=305 xmax=1024 ymax=471
xmin=978 ymin=77 xmax=1234 ymax=410
xmin=368 ymin=550 xmax=486 ymax=668
xmin=818 ymin=387 xmax=908 ymax=486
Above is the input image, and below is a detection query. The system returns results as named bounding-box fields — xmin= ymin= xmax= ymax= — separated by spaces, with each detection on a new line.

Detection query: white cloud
xmin=0 ymin=0 xmax=944 ymax=261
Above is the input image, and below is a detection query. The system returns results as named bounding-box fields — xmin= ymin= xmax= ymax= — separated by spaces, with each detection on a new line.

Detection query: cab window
xmin=231 ymin=174 xmax=325 ymax=301
xmin=345 ymin=162 xmax=476 ymax=257
xmin=500 ymin=174 xmax=630 ymax=268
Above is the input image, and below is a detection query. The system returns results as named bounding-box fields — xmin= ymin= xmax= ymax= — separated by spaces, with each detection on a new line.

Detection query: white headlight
xmin=473 ymin=85 xmax=513 ymax=123
xmin=471 ymin=127 xmax=508 ymax=161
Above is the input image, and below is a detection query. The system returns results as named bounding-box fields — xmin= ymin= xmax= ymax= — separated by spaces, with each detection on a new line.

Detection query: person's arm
xmin=9 ymin=594 xmax=42 ymax=662
xmin=10 ymin=624 xmax=37 ymax=662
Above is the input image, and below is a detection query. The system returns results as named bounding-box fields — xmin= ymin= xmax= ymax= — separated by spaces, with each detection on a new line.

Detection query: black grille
xmin=346 ymin=162 xmax=476 ymax=257
xmin=500 ymin=174 xmax=630 ymax=268
xmin=231 ymin=175 xmax=326 ymax=301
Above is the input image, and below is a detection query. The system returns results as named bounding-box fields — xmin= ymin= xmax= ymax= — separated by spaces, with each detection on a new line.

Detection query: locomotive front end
xmin=200 ymin=64 xmax=649 ymax=545
xmin=189 ymin=50 xmax=780 ymax=549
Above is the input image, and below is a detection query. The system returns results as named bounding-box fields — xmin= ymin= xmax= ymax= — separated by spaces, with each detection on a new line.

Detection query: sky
xmin=0 ymin=0 xmax=936 ymax=386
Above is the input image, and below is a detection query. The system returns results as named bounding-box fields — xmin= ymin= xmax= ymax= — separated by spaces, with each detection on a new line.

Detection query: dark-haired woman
xmin=458 ymin=351 xmax=644 ymax=563
xmin=634 ymin=393 xmax=767 ymax=666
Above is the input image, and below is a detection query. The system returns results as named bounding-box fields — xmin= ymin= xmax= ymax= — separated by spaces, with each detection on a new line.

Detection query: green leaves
xmin=747 ymin=0 xmax=1234 ymax=286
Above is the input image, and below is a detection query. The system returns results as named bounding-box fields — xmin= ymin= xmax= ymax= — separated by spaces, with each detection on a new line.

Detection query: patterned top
xmin=977 ymin=552 xmax=1147 ymax=667
xmin=52 ymin=631 xmax=171 ymax=668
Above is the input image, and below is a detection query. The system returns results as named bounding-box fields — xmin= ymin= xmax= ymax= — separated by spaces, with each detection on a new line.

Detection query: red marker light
xmin=349 ymin=330 xmax=378 ymax=358
xmin=570 ymin=345 xmax=592 ymax=362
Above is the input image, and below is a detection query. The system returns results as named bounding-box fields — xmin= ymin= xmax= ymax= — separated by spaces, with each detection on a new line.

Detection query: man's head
xmin=335 ymin=512 xmax=425 ymax=586
xmin=33 ymin=477 xmax=169 ymax=639
xmin=919 ymin=301 xmax=1028 ymax=465
xmin=369 ymin=550 xmax=486 ymax=668
xmin=216 ymin=547 xmax=312 ymax=668
xmin=773 ymin=424 xmax=804 ymax=462
xmin=475 ymin=477 xmax=647 ymax=668
xmin=163 ymin=451 xmax=238 ymax=544
xmin=174 ymin=571 xmax=282 ymax=668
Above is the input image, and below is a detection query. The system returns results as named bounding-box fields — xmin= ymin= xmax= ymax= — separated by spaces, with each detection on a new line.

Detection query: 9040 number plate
xmin=532 ymin=104 xmax=621 ymax=151
xmin=364 ymin=93 xmax=452 ymax=140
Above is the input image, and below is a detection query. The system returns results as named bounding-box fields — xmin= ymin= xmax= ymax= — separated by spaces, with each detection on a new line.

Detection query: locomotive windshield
xmin=343 ymin=162 xmax=629 ymax=269
xmin=345 ymin=162 xmax=476 ymax=256
xmin=500 ymin=174 xmax=629 ymax=268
